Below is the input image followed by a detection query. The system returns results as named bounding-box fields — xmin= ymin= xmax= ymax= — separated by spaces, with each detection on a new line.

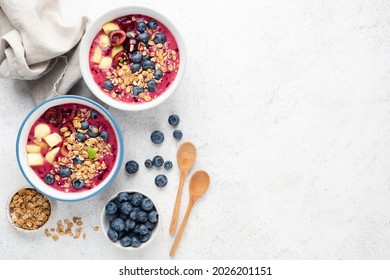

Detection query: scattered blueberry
xmin=130 ymin=236 xmax=141 ymax=247
xmin=144 ymin=159 xmax=153 ymax=168
xmin=141 ymin=198 xmax=154 ymax=211
xmin=136 ymin=21 xmax=147 ymax=33
xmin=120 ymin=202 xmax=133 ymax=215
xmin=90 ymin=110 xmax=98 ymax=119
xmin=44 ymin=174 xmax=55 ymax=185
xmin=106 ymin=202 xmax=118 ymax=215
xmin=125 ymin=160 xmax=139 ymax=174
xmin=164 ymin=160 xmax=173 ymax=170
xmin=111 ymin=218 xmax=125 ymax=232
xmin=148 ymin=210 xmax=159 ymax=223
xmin=153 ymin=33 xmax=166 ymax=44
xmin=147 ymin=80 xmax=156 ymax=92
xmin=131 ymin=51 xmax=142 ymax=63
xmin=73 ymin=156 xmax=83 ymax=165
xmin=155 ymin=174 xmax=168 ymax=187
xmin=138 ymin=224 xmax=149 ymax=235
xmin=151 ymin=131 xmax=164 ymax=144
xmin=168 ymin=114 xmax=180 ymax=127
xmin=87 ymin=125 xmax=100 ymax=137
xmin=108 ymin=229 xmax=118 ymax=242
xmin=81 ymin=120 xmax=89 ymax=130
xmin=133 ymin=86 xmax=144 ymax=96
xmin=144 ymin=221 xmax=156 ymax=230
xmin=138 ymin=32 xmax=150 ymax=44
xmin=104 ymin=80 xmax=114 ymax=91
xmin=147 ymin=19 xmax=158 ymax=30
xmin=120 ymin=236 xmax=132 ymax=247
xmin=139 ymin=231 xmax=151 ymax=242
xmin=125 ymin=219 xmax=136 ymax=230
xmin=59 ymin=167 xmax=71 ymax=178
xmin=173 ymin=130 xmax=183 ymax=140
xmin=76 ymin=132 xmax=86 ymax=142
xmin=152 ymin=155 xmax=164 ymax=167
xmin=72 ymin=179 xmax=85 ymax=189
xmin=154 ymin=69 xmax=163 ymax=80
xmin=137 ymin=211 xmax=149 ymax=223
xmin=100 ymin=131 xmax=109 ymax=141
xmin=142 ymin=60 xmax=155 ymax=70
xmin=116 ymin=192 xmax=130 ymax=203
xmin=131 ymin=63 xmax=141 ymax=73
xmin=130 ymin=193 xmax=143 ymax=206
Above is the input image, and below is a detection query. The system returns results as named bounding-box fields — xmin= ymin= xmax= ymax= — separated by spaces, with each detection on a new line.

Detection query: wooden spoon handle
xmin=169 ymin=174 xmax=185 ymax=234
xmin=170 ymin=200 xmax=194 ymax=257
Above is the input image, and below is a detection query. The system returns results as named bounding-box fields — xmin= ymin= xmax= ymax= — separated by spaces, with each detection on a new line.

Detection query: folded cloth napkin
xmin=0 ymin=0 xmax=89 ymax=104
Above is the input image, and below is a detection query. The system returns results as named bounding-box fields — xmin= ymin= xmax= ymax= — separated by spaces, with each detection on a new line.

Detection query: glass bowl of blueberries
xmin=101 ymin=190 xmax=160 ymax=249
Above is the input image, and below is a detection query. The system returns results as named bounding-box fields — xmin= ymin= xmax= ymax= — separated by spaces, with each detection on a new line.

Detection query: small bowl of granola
xmin=7 ymin=187 xmax=54 ymax=232
xmin=16 ymin=95 xmax=124 ymax=202
xmin=79 ymin=6 xmax=186 ymax=111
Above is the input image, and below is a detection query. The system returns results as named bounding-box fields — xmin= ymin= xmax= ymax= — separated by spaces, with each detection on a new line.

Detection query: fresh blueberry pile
xmin=105 ymin=191 xmax=158 ymax=248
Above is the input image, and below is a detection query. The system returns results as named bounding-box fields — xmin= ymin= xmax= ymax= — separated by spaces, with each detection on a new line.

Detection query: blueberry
xmin=76 ymin=132 xmax=86 ymax=142
xmin=144 ymin=221 xmax=156 ymax=230
xmin=87 ymin=126 xmax=100 ymax=137
xmin=107 ymin=229 xmax=118 ymax=242
xmin=137 ymin=211 xmax=149 ymax=223
xmin=155 ymin=174 xmax=168 ymax=187
xmin=173 ymin=130 xmax=183 ymax=140
xmin=144 ymin=159 xmax=153 ymax=168
xmin=111 ymin=218 xmax=125 ymax=232
xmin=117 ymin=230 xmax=126 ymax=239
xmin=138 ymin=32 xmax=150 ymax=44
xmin=168 ymin=114 xmax=180 ymax=126
xmin=154 ymin=69 xmax=163 ymax=80
xmin=138 ymin=224 xmax=149 ymax=235
xmin=125 ymin=160 xmax=139 ymax=174
xmin=141 ymin=198 xmax=154 ymax=211
xmin=129 ymin=209 xmax=139 ymax=220
xmin=147 ymin=19 xmax=158 ymax=30
xmin=104 ymin=80 xmax=114 ymax=91
xmin=147 ymin=80 xmax=156 ymax=92
xmin=106 ymin=213 xmax=117 ymax=222
xmin=100 ymin=131 xmax=108 ymax=141
xmin=130 ymin=193 xmax=143 ymax=206
xmin=59 ymin=167 xmax=71 ymax=178
xmin=131 ymin=51 xmax=142 ymax=63
xmin=120 ymin=236 xmax=132 ymax=247
xmin=73 ymin=156 xmax=83 ymax=165
xmin=119 ymin=213 xmax=128 ymax=220
xmin=116 ymin=192 xmax=130 ymax=203
xmin=143 ymin=54 xmax=150 ymax=61
xmin=131 ymin=63 xmax=141 ymax=73
xmin=153 ymin=33 xmax=166 ymax=44
xmin=106 ymin=202 xmax=118 ymax=215
xmin=142 ymin=60 xmax=155 ymax=70
xmin=125 ymin=219 xmax=136 ymax=230
xmin=120 ymin=202 xmax=133 ymax=215
xmin=90 ymin=110 xmax=98 ymax=119
xmin=152 ymin=155 xmax=164 ymax=167
xmin=151 ymin=131 xmax=164 ymax=144
xmin=148 ymin=210 xmax=159 ymax=223
xmin=81 ymin=120 xmax=89 ymax=130
xmin=130 ymin=236 xmax=141 ymax=247
xmin=133 ymin=86 xmax=144 ymax=96
xmin=72 ymin=179 xmax=85 ymax=189
xmin=140 ymin=231 xmax=151 ymax=242
xmin=44 ymin=174 xmax=55 ymax=185
xmin=164 ymin=160 xmax=173 ymax=170
xmin=136 ymin=21 xmax=147 ymax=33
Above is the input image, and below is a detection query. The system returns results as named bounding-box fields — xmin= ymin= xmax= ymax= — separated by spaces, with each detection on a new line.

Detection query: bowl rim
xmin=79 ymin=5 xmax=187 ymax=111
xmin=16 ymin=95 xmax=124 ymax=202
xmin=100 ymin=189 xmax=160 ymax=250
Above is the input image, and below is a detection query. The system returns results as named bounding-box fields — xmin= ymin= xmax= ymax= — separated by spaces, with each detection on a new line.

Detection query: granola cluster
xmin=44 ymin=217 xmax=100 ymax=241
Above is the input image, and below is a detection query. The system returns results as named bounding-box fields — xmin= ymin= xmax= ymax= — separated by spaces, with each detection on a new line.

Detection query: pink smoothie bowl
xmin=79 ymin=6 xmax=187 ymax=111
xmin=16 ymin=95 xmax=124 ymax=202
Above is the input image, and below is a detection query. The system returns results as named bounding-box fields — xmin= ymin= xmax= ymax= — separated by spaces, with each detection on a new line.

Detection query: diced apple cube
xmin=45 ymin=147 xmax=60 ymax=164
xmin=27 ymin=153 xmax=44 ymax=167
xmin=91 ymin=46 xmax=102 ymax=63
xmin=98 ymin=34 xmax=110 ymax=48
xmin=34 ymin=123 xmax=51 ymax=139
xmin=102 ymin=22 xmax=119 ymax=35
xmin=98 ymin=57 xmax=112 ymax=69
xmin=44 ymin=133 xmax=62 ymax=148
xmin=111 ymin=45 xmax=123 ymax=58
xmin=26 ymin=144 xmax=41 ymax=154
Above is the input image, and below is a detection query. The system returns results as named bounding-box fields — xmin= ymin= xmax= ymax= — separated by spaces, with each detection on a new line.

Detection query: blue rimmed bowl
xmin=16 ymin=95 xmax=124 ymax=202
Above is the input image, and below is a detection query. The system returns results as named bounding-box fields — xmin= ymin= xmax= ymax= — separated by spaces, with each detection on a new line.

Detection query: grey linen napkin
xmin=0 ymin=0 xmax=90 ymax=104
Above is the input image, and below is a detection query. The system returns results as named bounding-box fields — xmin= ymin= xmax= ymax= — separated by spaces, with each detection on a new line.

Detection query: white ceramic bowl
xmin=16 ymin=95 xmax=124 ymax=202
xmin=79 ymin=6 xmax=187 ymax=111
xmin=101 ymin=190 xmax=160 ymax=250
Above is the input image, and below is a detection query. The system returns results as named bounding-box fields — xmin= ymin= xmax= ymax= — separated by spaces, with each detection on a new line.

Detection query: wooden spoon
xmin=169 ymin=142 xmax=197 ymax=234
xmin=169 ymin=170 xmax=210 ymax=257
